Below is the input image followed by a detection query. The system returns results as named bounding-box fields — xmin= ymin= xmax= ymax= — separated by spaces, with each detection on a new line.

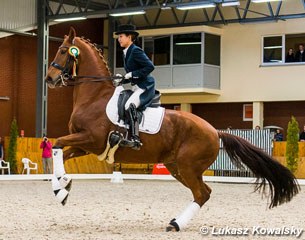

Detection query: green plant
xmin=285 ymin=116 xmax=299 ymax=173
xmin=7 ymin=118 xmax=18 ymax=173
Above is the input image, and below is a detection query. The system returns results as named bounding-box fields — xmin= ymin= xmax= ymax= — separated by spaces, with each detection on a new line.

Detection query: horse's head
xmin=46 ymin=27 xmax=78 ymax=88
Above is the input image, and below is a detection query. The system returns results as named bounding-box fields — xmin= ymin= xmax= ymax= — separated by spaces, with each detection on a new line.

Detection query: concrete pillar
xmin=252 ymin=101 xmax=264 ymax=129
xmin=180 ymin=103 xmax=192 ymax=112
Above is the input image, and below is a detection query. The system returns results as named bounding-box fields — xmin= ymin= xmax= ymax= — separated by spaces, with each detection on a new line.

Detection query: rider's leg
xmin=124 ymin=86 xmax=144 ymax=149
xmin=126 ymin=103 xmax=142 ymax=149
xmin=124 ymin=85 xmax=144 ymax=110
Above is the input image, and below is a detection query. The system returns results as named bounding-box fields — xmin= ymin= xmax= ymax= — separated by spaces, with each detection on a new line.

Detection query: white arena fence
xmin=209 ymin=129 xmax=272 ymax=177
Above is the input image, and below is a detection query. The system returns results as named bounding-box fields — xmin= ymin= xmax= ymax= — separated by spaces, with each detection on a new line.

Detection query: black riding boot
xmin=126 ymin=104 xmax=142 ymax=150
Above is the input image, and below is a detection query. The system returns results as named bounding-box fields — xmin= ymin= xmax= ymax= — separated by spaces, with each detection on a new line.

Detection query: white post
xmin=253 ymin=101 xmax=264 ymax=129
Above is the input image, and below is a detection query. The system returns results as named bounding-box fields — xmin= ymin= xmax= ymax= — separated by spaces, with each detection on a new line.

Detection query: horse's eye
xmin=60 ymin=49 xmax=67 ymax=54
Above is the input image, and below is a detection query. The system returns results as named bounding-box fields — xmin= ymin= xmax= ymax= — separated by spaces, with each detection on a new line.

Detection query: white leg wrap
xmin=52 ymin=148 xmax=65 ymax=178
xmin=51 ymin=175 xmax=62 ymax=191
xmin=58 ymin=174 xmax=72 ymax=189
xmin=175 ymin=202 xmax=200 ymax=231
xmin=51 ymin=175 xmax=69 ymax=204
xmin=55 ymin=188 xmax=69 ymax=203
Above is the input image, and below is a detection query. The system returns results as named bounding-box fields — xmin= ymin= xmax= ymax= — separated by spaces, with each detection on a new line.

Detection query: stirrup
xmin=120 ymin=138 xmax=142 ymax=150
xmin=131 ymin=137 xmax=142 ymax=150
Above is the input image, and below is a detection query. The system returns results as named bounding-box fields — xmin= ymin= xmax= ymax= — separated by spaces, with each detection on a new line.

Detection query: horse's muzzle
xmin=45 ymin=75 xmax=64 ymax=88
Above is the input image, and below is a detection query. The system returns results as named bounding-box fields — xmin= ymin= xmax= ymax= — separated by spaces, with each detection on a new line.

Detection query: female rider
xmin=115 ymin=24 xmax=155 ymax=150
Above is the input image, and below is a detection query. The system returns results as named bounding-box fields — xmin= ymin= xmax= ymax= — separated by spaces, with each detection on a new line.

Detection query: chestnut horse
xmin=46 ymin=28 xmax=299 ymax=231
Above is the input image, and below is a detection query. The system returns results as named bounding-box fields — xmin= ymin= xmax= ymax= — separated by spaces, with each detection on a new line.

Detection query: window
xmin=204 ymin=33 xmax=220 ymax=66
xmin=144 ymin=36 xmax=170 ymax=65
xmin=285 ymin=34 xmax=305 ymax=63
xmin=173 ymin=33 xmax=201 ymax=65
xmin=262 ymin=33 xmax=305 ymax=64
xmin=263 ymin=36 xmax=283 ymax=63
xmin=243 ymin=104 xmax=253 ymax=121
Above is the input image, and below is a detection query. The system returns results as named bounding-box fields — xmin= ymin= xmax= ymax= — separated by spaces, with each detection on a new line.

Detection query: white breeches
xmin=124 ymin=85 xmax=145 ymax=110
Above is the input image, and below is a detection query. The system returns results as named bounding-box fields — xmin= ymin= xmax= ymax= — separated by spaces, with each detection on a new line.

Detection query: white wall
xmin=219 ymin=18 xmax=305 ymax=103
xmin=161 ymin=18 xmax=305 ymax=104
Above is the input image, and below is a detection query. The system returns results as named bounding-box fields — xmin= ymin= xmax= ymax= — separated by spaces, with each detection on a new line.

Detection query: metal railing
xmin=209 ymin=129 xmax=272 ymax=177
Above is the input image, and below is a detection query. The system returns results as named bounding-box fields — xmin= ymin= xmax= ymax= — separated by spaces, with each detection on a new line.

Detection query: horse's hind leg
xmin=166 ymin=161 xmax=212 ymax=232
xmin=164 ymin=163 xmax=189 ymax=188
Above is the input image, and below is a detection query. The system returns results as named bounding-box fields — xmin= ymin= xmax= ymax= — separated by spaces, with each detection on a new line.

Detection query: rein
xmin=65 ymin=75 xmax=122 ymax=86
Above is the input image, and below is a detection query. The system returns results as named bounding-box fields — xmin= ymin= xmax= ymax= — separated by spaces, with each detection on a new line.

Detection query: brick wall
xmin=0 ymin=19 xmax=104 ymax=139
xmin=192 ymin=102 xmax=253 ymax=130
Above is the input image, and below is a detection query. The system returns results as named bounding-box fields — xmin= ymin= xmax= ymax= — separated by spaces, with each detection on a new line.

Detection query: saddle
xmin=117 ymin=89 xmax=161 ymax=125
xmin=101 ymin=87 xmax=164 ymax=162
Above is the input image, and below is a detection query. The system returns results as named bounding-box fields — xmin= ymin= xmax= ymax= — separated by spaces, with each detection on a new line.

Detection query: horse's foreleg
xmin=52 ymin=131 xmax=98 ymax=205
xmin=51 ymin=148 xmax=72 ymax=205
xmin=54 ymin=132 xmax=93 ymax=148
xmin=51 ymin=132 xmax=92 ymax=205
xmin=63 ymin=147 xmax=88 ymax=161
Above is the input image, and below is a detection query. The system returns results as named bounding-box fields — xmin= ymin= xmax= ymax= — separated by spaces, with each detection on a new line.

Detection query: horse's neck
xmin=73 ymin=82 xmax=114 ymax=107
xmin=73 ymin=40 xmax=114 ymax=107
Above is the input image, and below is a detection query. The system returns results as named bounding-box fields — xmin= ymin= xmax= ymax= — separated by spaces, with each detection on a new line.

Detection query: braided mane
xmin=79 ymin=37 xmax=111 ymax=75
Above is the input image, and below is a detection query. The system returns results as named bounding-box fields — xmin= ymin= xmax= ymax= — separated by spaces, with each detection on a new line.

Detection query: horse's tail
xmin=218 ymin=131 xmax=300 ymax=208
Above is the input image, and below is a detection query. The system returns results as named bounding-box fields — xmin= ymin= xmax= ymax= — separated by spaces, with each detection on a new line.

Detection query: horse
xmin=45 ymin=27 xmax=300 ymax=232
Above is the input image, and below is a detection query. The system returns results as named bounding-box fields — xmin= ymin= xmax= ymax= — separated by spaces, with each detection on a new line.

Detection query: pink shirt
xmin=40 ymin=141 xmax=52 ymax=158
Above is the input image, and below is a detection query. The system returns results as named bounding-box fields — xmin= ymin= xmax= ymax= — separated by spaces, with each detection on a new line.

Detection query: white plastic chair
xmin=22 ymin=158 xmax=38 ymax=174
xmin=0 ymin=160 xmax=10 ymax=175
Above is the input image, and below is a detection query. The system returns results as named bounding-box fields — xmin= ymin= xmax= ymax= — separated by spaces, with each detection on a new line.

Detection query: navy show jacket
xmin=123 ymin=43 xmax=156 ymax=110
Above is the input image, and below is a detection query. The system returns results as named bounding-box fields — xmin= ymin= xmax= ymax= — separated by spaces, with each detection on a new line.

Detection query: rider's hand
xmin=113 ymin=73 xmax=123 ymax=86
xmin=115 ymin=73 xmax=123 ymax=79
xmin=124 ymin=72 xmax=132 ymax=79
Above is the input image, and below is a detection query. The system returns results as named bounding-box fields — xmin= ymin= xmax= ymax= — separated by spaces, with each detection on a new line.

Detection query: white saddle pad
xmin=106 ymin=86 xmax=165 ymax=134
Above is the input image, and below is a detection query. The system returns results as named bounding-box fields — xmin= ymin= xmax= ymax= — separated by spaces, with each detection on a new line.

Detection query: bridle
xmin=49 ymin=45 xmax=121 ymax=87
xmin=50 ymin=46 xmax=75 ymax=86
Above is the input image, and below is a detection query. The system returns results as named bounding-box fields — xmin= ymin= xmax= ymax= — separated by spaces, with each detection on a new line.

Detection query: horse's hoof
xmin=166 ymin=221 xmax=180 ymax=232
xmin=61 ymin=193 xmax=69 ymax=206
xmin=166 ymin=225 xmax=178 ymax=232
xmin=65 ymin=179 xmax=73 ymax=192
xmin=54 ymin=188 xmax=69 ymax=205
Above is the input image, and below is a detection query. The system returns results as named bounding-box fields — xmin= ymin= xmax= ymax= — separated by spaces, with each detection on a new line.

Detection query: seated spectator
xmin=255 ymin=125 xmax=261 ymax=130
xmin=299 ymin=125 xmax=305 ymax=141
xmin=274 ymin=129 xmax=283 ymax=141
xmin=285 ymin=48 xmax=295 ymax=63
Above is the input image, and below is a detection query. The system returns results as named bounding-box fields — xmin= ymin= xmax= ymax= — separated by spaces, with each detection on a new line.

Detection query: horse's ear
xmin=68 ymin=27 xmax=76 ymax=43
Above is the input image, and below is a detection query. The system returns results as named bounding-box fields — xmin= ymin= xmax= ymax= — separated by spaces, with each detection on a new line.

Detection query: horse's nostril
xmin=45 ymin=76 xmax=53 ymax=83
